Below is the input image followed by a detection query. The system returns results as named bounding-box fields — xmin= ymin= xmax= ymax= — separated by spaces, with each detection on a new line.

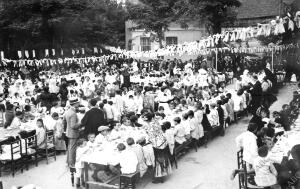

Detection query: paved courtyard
xmin=2 ymin=84 xmax=297 ymax=189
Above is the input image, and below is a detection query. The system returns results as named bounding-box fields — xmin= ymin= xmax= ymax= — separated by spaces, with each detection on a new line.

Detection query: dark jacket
xmin=81 ymin=107 xmax=107 ymax=135
xmin=4 ymin=110 xmax=14 ymax=128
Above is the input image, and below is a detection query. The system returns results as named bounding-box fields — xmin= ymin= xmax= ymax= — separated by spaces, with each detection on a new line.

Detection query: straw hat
xmin=98 ymin=126 xmax=110 ymax=132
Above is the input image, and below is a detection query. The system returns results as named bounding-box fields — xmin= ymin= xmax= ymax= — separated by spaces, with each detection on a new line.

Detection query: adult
xmin=250 ymin=76 xmax=262 ymax=115
xmin=143 ymin=112 xmax=172 ymax=183
xmin=81 ymin=99 xmax=106 ymax=135
xmin=63 ymin=98 xmax=82 ymax=167
xmin=37 ymin=87 xmax=54 ymax=111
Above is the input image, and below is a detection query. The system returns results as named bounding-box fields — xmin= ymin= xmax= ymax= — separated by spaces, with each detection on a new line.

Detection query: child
xmin=173 ymin=117 xmax=186 ymax=146
xmin=86 ymin=133 xmax=96 ymax=149
xmin=75 ymin=138 xmax=91 ymax=188
xmin=182 ymin=113 xmax=191 ymax=139
xmin=36 ymin=119 xmax=46 ymax=150
xmin=117 ymin=143 xmax=138 ymax=175
xmin=162 ymin=121 xmax=175 ymax=155
xmin=52 ymin=113 xmax=66 ymax=153
xmin=253 ymin=145 xmax=277 ymax=187
xmin=188 ymin=110 xmax=203 ymax=143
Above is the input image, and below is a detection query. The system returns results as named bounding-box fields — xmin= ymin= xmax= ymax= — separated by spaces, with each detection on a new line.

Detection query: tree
xmin=126 ymin=0 xmax=181 ymax=48
xmin=0 ymin=0 xmax=127 ymax=58
xmin=174 ymin=0 xmax=241 ymax=34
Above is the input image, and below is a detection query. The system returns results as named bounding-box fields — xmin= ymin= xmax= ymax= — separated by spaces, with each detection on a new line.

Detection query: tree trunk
xmin=156 ymin=28 xmax=164 ymax=48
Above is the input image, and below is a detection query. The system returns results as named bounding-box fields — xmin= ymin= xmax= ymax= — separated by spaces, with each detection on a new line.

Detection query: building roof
xmin=237 ymin=0 xmax=282 ymax=19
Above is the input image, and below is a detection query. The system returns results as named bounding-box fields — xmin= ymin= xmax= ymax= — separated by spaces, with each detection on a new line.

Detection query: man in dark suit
xmin=250 ymin=76 xmax=263 ymax=115
xmin=81 ymin=98 xmax=107 ymax=135
xmin=63 ymin=98 xmax=82 ymax=167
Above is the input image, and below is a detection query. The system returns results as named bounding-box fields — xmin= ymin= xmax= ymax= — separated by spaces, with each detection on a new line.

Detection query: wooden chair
xmin=22 ymin=135 xmax=38 ymax=169
xmin=119 ymin=172 xmax=140 ymax=189
xmin=237 ymin=150 xmax=273 ymax=189
xmin=237 ymin=149 xmax=246 ymax=189
xmin=0 ymin=139 xmax=25 ymax=177
xmin=37 ymin=130 xmax=56 ymax=164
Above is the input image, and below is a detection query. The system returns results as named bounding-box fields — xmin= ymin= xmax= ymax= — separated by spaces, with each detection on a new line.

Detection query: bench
xmin=173 ymin=138 xmax=197 ymax=169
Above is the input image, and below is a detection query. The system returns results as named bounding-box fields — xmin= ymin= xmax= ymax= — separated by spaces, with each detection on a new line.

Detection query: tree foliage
xmin=126 ymin=0 xmax=182 ymax=47
xmin=0 ymin=0 xmax=127 ymax=58
xmin=174 ymin=0 xmax=241 ymax=34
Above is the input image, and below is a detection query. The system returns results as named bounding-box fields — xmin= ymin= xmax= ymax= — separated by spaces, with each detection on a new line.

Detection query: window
xmin=127 ymin=39 xmax=132 ymax=50
xmin=140 ymin=37 xmax=151 ymax=51
xmin=166 ymin=37 xmax=178 ymax=46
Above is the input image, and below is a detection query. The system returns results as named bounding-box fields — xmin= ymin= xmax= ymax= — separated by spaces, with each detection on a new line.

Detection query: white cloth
xmin=119 ymin=149 xmax=138 ymax=174
xmin=236 ymin=131 xmax=258 ymax=165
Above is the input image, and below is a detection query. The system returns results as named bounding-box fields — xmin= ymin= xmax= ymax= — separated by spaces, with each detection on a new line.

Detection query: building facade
xmin=125 ymin=21 xmax=207 ymax=51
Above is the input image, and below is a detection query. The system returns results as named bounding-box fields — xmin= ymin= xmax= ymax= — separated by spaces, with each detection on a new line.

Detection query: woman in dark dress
xmin=142 ymin=112 xmax=172 ymax=183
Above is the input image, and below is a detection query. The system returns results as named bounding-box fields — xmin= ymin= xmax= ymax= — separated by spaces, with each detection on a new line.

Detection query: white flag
xmin=32 ymin=50 xmax=36 ymax=58
xmin=45 ymin=49 xmax=49 ymax=57
xmin=25 ymin=50 xmax=29 ymax=58
xmin=94 ymin=47 xmax=98 ymax=53
xmin=17 ymin=51 xmax=22 ymax=59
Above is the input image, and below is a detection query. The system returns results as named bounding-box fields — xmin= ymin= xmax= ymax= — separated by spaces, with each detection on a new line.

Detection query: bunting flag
xmin=0 ymin=51 xmax=4 ymax=60
xmin=45 ymin=49 xmax=49 ymax=57
xmin=17 ymin=51 xmax=22 ymax=59
xmin=32 ymin=50 xmax=36 ymax=58
xmin=25 ymin=50 xmax=29 ymax=58
xmin=94 ymin=47 xmax=98 ymax=54
xmin=1 ymin=43 xmax=298 ymax=68
xmin=52 ymin=49 xmax=55 ymax=56
xmin=82 ymin=48 xmax=85 ymax=55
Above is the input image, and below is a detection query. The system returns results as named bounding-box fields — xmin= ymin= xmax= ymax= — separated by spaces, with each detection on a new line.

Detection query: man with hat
xmin=63 ymin=97 xmax=82 ymax=167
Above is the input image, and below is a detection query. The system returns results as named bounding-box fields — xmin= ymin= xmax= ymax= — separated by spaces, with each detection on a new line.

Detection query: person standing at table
xmin=250 ymin=76 xmax=262 ymax=115
xmin=63 ymin=98 xmax=82 ymax=167
xmin=81 ymin=99 xmax=106 ymax=135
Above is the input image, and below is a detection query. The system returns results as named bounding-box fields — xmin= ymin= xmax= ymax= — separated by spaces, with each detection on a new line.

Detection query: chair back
xmin=237 ymin=149 xmax=245 ymax=169
xmin=23 ymin=135 xmax=37 ymax=155
xmin=10 ymin=140 xmax=22 ymax=161
xmin=237 ymin=149 xmax=248 ymax=189
xmin=45 ymin=130 xmax=55 ymax=149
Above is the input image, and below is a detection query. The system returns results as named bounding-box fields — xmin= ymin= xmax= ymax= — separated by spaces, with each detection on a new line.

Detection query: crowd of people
xmin=0 ymin=55 xmax=288 ymax=188
xmin=231 ymin=80 xmax=300 ymax=188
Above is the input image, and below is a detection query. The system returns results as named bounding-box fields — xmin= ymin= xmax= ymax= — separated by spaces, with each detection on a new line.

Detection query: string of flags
xmin=1 ymin=43 xmax=298 ymax=68
xmin=2 ymin=47 xmax=104 ymax=60
xmin=108 ymin=13 xmax=300 ymax=59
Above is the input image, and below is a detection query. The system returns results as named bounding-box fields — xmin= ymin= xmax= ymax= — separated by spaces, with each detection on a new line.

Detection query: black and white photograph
xmin=0 ymin=0 xmax=299 ymax=188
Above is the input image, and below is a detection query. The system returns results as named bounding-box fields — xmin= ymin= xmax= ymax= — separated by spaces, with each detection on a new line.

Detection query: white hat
xmin=69 ymin=97 xmax=79 ymax=105
xmin=98 ymin=126 xmax=110 ymax=132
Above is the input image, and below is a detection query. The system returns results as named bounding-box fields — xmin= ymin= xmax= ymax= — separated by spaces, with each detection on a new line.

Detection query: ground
xmin=2 ymin=84 xmax=297 ymax=189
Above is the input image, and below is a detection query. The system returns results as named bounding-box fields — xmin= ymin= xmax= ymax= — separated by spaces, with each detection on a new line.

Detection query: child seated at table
xmin=8 ymin=111 xmax=23 ymax=129
xmin=86 ymin=133 xmax=96 ymax=149
xmin=173 ymin=117 xmax=186 ymax=146
xmin=253 ymin=145 xmax=278 ymax=187
xmin=126 ymin=137 xmax=148 ymax=177
xmin=23 ymin=105 xmax=35 ymax=122
xmin=36 ymin=119 xmax=46 ymax=150
xmin=137 ymin=137 xmax=155 ymax=168
xmin=75 ymin=138 xmax=91 ymax=188
xmin=117 ymin=143 xmax=138 ymax=175
xmin=162 ymin=121 xmax=175 ymax=155
xmin=182 ymin=113 xmax=191 ymax=140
